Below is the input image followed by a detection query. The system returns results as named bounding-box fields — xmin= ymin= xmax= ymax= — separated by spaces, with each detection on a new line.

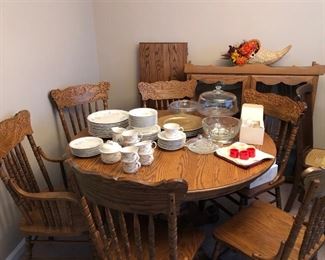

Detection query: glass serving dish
xmin=185 ymin=135 xmax=218 ymax=154
xmin=198 ymin=82 xmax=238 ymax=117
xmin=202 ymin=116 xmax=241 ymax=144
xmin=168 ymin=99 xmax=198 ymax=114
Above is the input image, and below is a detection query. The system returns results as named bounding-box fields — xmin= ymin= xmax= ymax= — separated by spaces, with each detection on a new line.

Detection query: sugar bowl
xmin=99 ymin=141 xmax=122 ymax=164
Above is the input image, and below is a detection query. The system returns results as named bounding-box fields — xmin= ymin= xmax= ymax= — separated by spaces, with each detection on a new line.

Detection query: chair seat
xmin=214 ymin=200 xmax=324 ymax=259
xmin=20 ymin=204 xmax=88 ymax=237
xmin=305 ymin=148 xmax=325 ymax=168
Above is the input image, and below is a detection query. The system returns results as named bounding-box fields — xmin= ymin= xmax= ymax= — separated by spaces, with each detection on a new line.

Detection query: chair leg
xmin=239 ymin=197 xmax=248 ymax=210
xmin=25 ymin=236 xmax=33 ymax=260
xmin=284 ymin=184 xmax=300 ymax=212
xmin=212 ymin=241 xmax=223 ymax=260
xmin=89 ymin=239 xmax=98 ymax=260
xmin=198 ymin=200 xmax=206 ymax=211
xmin=275 ymin=187 xmax=282 ymax=209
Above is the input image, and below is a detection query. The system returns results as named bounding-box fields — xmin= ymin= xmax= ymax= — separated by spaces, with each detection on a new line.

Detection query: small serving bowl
xmin=202 ymin=116 xmax=241 ymax=144
xmin=99 ymin=141 xmax=122 ymax=164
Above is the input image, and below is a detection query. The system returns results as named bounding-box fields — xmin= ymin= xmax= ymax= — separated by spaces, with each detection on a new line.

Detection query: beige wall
xmin=1 ymin=0 xmax=325 ymax=258
xmin=93 ymin=0 xmax=325 ymax=147
xmin=0 ymin=2 xmax=99 ymax=258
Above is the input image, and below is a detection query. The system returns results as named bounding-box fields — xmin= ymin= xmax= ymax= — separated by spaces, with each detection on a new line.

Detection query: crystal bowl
xmin=169 ymin=99 xmax=198 ymax=114
xmin=202 ymin=116 xmax=241 ymax=144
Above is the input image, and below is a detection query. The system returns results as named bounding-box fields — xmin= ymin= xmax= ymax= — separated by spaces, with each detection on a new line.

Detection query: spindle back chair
xmin=50 ymin=81 xmax=110 ymax=142
xmin=70 ymin=162 xmax=204 ymax=260
xmin=285 ymin=83 xmax=325 ymax=211
xmin=138 ymin=80 xmax=197 ymax=109
xmin=213 ymin=168 xmax=325 ymax=260
xmin=237 ymin=89 xmax=306 ymax=209
xmin=0 ymin=110 xmax=87 ymax=259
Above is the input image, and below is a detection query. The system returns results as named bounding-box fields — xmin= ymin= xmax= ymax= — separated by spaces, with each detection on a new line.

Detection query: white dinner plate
xmin=69 ymin=137 xmax=103 ymax=157
xmin=87 ymin=110 xmax=129 ymax=124
xmin=131 ymin=125 xmax=161 ymax=135
xmin=69 ymin=137 xmax=103 ymax=149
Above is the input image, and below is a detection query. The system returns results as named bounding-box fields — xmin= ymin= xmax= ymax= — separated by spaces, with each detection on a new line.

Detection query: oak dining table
xmin=66 ymin=128 xmax=276 ymax=202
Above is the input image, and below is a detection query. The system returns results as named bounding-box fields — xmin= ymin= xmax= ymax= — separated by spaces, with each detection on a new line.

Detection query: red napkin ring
xmin=239 ymin=150 xmax=249 ymax=160
xmin=247 ymin=147 xmax=256 ymax=158
xmin=229 ymin=148 xmax=239 ymax=158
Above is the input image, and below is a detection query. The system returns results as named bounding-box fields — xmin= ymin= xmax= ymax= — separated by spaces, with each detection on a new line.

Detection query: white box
xmin=239 ymin=103 xmax=265 ymax=145
xmin=249 ymin=163 xmax=278 ymax=189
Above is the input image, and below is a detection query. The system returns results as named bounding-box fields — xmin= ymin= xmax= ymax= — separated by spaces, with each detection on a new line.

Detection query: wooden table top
xmin=67 ymin=130 xmax=276 ymax=201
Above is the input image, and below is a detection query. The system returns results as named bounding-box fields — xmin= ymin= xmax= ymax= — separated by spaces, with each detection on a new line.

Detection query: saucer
xmin=158 ymin=131 xmax=186 ymax=141
xmin=158 ymin=140 xmax=185 ymax=151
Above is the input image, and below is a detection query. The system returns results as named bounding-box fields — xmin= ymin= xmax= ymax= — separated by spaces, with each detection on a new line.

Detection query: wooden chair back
xmin=281 ymin=172 xmax=325 ymax=259
xmin=71 ymin=162 xmax=188 ymax=260
xmin=138 ymin=80 xmax=197 ymax=109
xmin=301 ymin=167 xmax=325 ymax=198
xmin=244 ymin=89 xmax=306 ymax=182
xmin=295 ymin=83 xmax=313 ymax=157
xmin=50 ymin=82 xmax=110 ymax=142
xmin=0 ymin=110 xmax=75 ymax=229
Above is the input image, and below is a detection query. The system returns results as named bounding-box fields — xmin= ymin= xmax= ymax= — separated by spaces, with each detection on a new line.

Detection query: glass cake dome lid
xmin=198 ymin=82 xmax=238 ymax=116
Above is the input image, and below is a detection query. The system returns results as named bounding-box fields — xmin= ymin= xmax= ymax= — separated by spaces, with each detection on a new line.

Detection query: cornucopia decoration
xmin=223 ymin=39 xmax=292 ymax=65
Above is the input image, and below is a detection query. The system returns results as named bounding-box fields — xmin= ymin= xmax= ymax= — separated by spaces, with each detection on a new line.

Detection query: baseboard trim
xmin=6 ymin=238 xmax=25 ymax=260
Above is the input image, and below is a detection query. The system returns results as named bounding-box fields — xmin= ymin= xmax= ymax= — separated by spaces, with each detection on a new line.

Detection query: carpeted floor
xmin=24 ymin=184 xmax=324 ymax=259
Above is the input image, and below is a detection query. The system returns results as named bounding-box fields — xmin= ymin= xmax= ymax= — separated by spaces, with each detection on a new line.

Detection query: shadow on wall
xmin=0 ymin=181 xmax=22 ymax=260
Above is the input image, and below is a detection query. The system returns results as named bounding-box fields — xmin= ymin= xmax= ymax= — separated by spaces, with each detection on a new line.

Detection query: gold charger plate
xmin=158 ymin=113 xmax=202 ymax=132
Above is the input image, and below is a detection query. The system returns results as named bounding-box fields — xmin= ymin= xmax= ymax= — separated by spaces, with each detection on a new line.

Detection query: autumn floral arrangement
xmin=223 ymin=39 xmax=260 ymax=65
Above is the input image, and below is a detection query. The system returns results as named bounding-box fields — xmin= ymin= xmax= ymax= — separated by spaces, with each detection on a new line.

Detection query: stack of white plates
xmin=129 ymin=108 xmax=157 ymax=128
xmin=69 ymin=137 xmax=104 ymax=157
xmin=157 ymin=131 xmax=186 ymax=151
xmin=130 ymin=125 xmax=161 ymax=141
xmin=87 ymin=110 xmax=129 ymax=138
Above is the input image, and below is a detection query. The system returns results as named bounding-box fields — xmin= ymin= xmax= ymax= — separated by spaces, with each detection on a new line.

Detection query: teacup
xmin=139 ymin=152 xmax=154 ymax=166
xmin=134 ymin=140 xmax=157 ymax=154
xmin=122 ymin=160 xmax=141 ymax=174
xmin=163 ymin=123 xmax=184 ymax=139
xmin=111 ymin=127 xmax=126 ymax=144
xmin=122 ymin=129 xmax=141 ymax=144
xmin=120 ymin=146 xmax=139 ymax=162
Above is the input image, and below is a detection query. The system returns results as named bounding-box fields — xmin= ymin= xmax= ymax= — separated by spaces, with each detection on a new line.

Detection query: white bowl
xmin=100 ymin=152 xmax=121 ymax=164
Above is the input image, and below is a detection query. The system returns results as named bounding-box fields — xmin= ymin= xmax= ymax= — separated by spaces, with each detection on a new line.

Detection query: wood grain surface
xmin=66 ymin=132 xmax=276 ymax=201
xmin=139 ymin=43 xmax=188 ymax=82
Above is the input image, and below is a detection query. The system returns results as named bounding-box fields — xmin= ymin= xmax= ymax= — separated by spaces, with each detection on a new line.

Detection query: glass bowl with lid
xmin=198 ymin=82 xmax=238 ymax=117
xmin=168 ymin=99 xmax=198 ymax=114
